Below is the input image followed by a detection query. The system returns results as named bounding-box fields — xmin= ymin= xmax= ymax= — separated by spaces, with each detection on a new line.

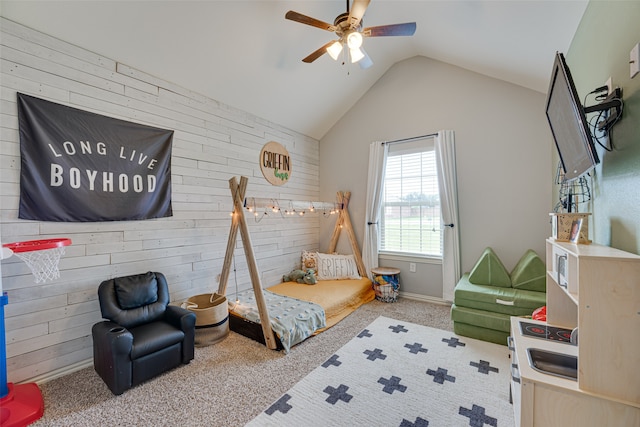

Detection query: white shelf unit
xmin=545 ymin=239 xmax=640 ymax=403
xmin=509 ymin=239 xmax=640 ymax=427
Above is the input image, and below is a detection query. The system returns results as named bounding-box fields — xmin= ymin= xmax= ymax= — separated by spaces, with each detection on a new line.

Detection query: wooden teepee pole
xmin=328 ymin=191 xmax=367 ymax=277
xmin=218 ymin=176 xmax=277 ymax=350
xmin=217 ymin=177 xmax=245 ymax=296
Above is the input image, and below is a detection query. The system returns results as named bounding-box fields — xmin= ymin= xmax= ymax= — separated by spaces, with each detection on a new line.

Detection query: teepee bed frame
xmin=217 ymin=176 xmax=374 ymax=351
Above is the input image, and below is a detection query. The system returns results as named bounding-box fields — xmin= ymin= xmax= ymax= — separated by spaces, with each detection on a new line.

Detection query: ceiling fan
xmin=285 ymin=0 xmax=417 ymax=69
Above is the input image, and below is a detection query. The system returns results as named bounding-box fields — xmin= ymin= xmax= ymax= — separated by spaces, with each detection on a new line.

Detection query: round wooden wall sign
xmin=260 ymin=141 xmax=291 ymax=186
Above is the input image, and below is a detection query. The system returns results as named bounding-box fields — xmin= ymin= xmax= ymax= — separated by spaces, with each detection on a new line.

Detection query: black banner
xmin=17 ymin=93 xmax=173 ymax=222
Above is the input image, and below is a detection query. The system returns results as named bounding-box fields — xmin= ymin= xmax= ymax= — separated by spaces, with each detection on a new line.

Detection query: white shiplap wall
xmin=0 ymin=18 xmax=321 ymax=383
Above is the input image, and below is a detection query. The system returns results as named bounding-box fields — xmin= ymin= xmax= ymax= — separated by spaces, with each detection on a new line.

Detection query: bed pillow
xmin=301 ymin=250 xmax=318 ymax=270
xmin=315 ymin=252 xmax=361 ymax=280
xmin=511 ymin=249 xmax=546 ymax=292
xmin=467 ymin=247 xmax=511 ymax=287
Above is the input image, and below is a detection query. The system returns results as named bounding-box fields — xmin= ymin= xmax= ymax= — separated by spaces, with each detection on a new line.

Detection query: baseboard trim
xmin=398 ymin=291 xmax=451 ymax=306
xmin=28 ymin=359 xmax=93 ymax=385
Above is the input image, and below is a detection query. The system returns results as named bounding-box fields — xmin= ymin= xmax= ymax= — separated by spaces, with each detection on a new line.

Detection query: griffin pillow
xmin=510 ymin=249 xmax=546 ymax=292
xmin=467 ymin=247 xmax=511 ymax=287
xmin=315 ymin=252 xmax=361 ymax=280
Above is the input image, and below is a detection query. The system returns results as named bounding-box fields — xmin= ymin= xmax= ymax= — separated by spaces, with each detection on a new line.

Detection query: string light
xmin=243 ymin=197 xmax=342 ymax=218
xmin=242 ymin=197 xmax=342 ymax=224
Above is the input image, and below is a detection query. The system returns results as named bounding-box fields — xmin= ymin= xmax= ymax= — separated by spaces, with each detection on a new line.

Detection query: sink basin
xmin=527 ymin=348 xmax=577 ymax=381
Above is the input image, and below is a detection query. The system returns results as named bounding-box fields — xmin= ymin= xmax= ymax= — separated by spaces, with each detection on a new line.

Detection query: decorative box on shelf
xmin=549 ymin=212 xmax=591 ymax=244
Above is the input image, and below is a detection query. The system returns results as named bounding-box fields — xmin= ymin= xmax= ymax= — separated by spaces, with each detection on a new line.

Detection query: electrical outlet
xmin=409 ymin=263 xmax=416 ymax=273
xmin=631 ymin=42 xmax=640 ymax=79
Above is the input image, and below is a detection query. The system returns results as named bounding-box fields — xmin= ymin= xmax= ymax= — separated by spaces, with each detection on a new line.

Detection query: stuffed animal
xmin=283 ymin=269 xmax=317 ymax=285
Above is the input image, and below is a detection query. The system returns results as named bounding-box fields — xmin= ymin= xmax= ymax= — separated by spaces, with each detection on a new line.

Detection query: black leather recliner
xmin=92 ymin=271 xmax=196 ymax=395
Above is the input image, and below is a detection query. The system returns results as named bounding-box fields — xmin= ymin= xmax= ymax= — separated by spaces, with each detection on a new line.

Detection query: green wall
xmin=567 ymin=0 xmax=640 ymax=254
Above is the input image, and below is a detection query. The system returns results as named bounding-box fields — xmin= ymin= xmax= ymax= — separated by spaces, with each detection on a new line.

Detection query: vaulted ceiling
xmin=1 ymin=1 xmax=588 ymax=140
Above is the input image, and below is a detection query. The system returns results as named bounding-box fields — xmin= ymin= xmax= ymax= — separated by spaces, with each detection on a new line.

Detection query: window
xmin=380 ymin=137 xmax=442 ymax=257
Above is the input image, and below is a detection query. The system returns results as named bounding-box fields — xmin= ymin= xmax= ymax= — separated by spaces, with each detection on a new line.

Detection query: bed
xmin=219 ymin=180 xmax=374 ymax=352
xmin=228 ymin=276 xmax=375 ymax=352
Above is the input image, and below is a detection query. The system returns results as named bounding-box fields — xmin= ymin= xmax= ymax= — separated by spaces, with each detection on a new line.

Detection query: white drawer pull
xmin=511 ymin=363 xmax=521 ymax=383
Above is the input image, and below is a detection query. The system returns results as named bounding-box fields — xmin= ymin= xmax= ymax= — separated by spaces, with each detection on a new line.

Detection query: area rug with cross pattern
xmin=247 ymin=316 xmax=514 ymax=427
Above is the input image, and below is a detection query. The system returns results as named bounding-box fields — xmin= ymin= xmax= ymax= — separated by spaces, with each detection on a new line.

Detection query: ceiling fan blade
xmin=285 ymin=10 xmax=336 ymax=32
xmin=302 ymin=41 xmax=337 ymax=63
xmin=363 ymin=22 xmax=417 ymax=37
xmin=348 ymin=0 xmax=371 ymax=29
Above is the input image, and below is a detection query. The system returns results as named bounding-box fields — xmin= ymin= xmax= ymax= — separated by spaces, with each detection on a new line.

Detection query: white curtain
xmin=435 ymin=130 xmax=461 ymax=301
xmin=362 ymin=141 xmax=388 ymax=280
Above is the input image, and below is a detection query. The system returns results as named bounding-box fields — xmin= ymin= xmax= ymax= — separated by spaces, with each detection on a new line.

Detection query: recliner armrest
xmin=92 ymin=321 xmax=134 ymax=395
xmin=164 ymin=305 xmax=195 ymax=328
xmin=164 ymin=305 xmax=196 ymax=363
xmin=92 ymin=321 xmax=133 ymax=354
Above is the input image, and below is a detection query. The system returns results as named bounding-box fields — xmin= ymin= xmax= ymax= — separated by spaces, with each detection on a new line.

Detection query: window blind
xmin=380 ymin=138 xmax=442 ymax=256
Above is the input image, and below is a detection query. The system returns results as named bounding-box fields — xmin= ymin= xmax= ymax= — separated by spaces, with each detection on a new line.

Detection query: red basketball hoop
xmin=2 ymin=238 xmax=71 ymax=283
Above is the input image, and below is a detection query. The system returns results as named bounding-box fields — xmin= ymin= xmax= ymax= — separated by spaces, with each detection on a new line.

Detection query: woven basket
xmin=373 ymin=283 xmax=398 ymax=303
xmin=184 ymin=293 xmax=229 ymax=346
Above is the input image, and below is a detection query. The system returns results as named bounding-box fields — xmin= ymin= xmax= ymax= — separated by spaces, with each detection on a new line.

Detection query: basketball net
xmin=11 ymin=247 xmax=67 ymax=283
xmin=2 ymin=238 xmax=71 ymax=284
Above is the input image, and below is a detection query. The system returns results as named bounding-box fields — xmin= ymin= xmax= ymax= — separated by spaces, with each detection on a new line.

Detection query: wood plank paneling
xmin=0 ymin=17 xmax=320 ymax=383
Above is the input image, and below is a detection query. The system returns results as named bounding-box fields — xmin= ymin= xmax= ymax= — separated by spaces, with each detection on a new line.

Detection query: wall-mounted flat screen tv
xmin=545 ymin=52 xmax=599 ymax=181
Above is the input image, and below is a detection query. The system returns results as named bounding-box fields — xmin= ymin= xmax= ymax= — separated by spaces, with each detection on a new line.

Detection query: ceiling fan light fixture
xmin=358 ymin=49 xmax=373 ymax=69
xmin=326 ymin=41 xmax=343 ymax=60
xmin=350 ymin=46 xmax=365 ymax=63
xmin=346 ymin=31 xmax=363 ymax=49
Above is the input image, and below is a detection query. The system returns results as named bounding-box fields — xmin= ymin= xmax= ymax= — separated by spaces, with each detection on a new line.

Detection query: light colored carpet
xmin=31 ymin=298 xmax=455 ymax=426
xmin=248 ymin=316 xmax=513 ymax=426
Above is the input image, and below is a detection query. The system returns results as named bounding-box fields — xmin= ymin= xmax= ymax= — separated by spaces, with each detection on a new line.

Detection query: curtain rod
xmin=383 ymin=132 xmax=438 ymax=145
